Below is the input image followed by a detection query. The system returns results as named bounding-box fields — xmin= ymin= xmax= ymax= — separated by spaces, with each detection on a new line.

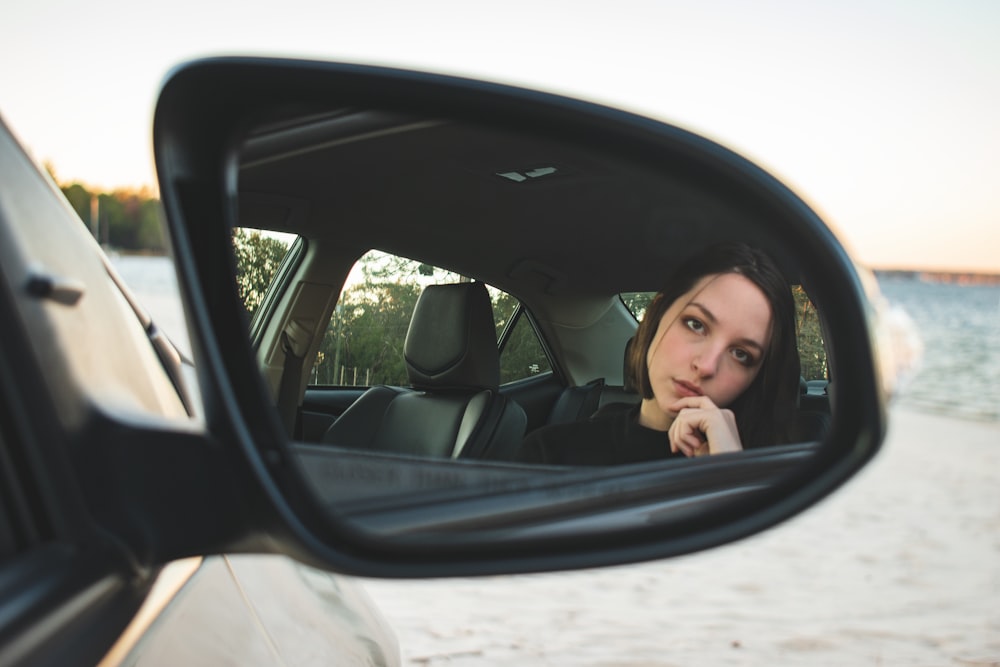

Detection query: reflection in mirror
xmin=232 ymin=109 xmax=833 ymax=537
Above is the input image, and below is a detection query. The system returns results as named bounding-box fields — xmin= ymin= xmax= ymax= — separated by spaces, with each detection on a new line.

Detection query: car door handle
xmin=26 ymin=267 xmax=86 ymax=306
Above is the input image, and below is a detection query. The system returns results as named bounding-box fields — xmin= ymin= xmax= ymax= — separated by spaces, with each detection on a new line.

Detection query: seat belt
xmin=277 ymin=319 xmax=311 ymax=439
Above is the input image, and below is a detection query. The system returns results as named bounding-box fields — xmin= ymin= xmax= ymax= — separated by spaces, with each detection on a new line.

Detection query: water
xmin=111 ymin=255 xmax=1000 ymax=423
xmin=879 ymin=277 xmax=1000 ymax=422
xmin=112 ymin=254 xmax=191 ymax=357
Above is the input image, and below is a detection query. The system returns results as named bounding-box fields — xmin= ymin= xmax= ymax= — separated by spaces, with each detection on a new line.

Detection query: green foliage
xmin=62 ymin=183 xmax=92 ymax=220
xmin=493 ymin=290 xmax=520 ymax=340
xmin=232 ymin=228 xmax=290 ymax=317
xmin=620 ymin=292 xmax=655 ymax=321
xmin=58 ymin=181 xmax=166 ymax=251
xmin=316 ymin=280 xmax=423 ymax=386
xmin=494 ymin=291 xmax=551 ymax=383
xmin=793 ymin=285 xmax=827 ymax=380
xmin=498 ymin=313 xmax=552 ymax=383
xmin=313 ymin=253 xmax=454 ymax=386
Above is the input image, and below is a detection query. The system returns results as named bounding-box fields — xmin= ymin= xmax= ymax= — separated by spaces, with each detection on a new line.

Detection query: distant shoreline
xmin=874 ymin=268 xmax=1000 ymax=286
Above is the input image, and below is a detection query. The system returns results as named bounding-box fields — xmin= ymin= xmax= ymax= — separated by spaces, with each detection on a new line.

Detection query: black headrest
xmin=404 ymin=282 xmax=500 ymax=390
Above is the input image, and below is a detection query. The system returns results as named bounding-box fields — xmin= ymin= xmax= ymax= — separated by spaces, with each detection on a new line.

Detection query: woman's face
xmin=646 ymin=272 xmax=773 ymax=419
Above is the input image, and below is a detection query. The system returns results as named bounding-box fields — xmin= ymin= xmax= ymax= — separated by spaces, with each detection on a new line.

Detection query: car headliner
xmin=237 ymin=110 xmax=798 ymax=299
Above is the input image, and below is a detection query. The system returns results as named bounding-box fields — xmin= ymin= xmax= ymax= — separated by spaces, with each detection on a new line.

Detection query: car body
xmin=0 ymin=58 xmax=889 ymax=665
xmin=0 ymin=114 xmax=399 ymax=666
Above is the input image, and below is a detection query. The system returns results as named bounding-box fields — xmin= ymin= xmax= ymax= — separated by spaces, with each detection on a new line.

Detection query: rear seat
xmin=795 ymin=378 xmax=832 ymax=441
xmin=545 ymin=378 xmax=639 ymax=425
xmin=545 ymin=337 xmax=639 ymax=425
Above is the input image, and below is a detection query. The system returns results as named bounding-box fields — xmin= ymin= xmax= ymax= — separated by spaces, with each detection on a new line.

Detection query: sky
xmin=2 ymin=0 xmax=998 ymax=273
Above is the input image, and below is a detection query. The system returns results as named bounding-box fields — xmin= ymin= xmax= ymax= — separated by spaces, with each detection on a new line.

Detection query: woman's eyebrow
xmin=689 ymin=302 xmax=766 ymax=352
xmin=689 ymin=301 xmax=718 ymax=324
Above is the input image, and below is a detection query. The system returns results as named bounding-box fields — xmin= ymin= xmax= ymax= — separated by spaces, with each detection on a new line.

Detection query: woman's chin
xmin=638 ymin=400 xmax=672 ymax=431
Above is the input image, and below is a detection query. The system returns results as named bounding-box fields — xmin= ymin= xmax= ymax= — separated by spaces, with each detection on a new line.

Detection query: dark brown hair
xmin=626 ymin=243 xmax=800 ymax=446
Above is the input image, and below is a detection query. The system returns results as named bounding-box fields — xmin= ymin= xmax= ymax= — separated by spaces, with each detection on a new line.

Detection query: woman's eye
xmin=683 ymin=317 xmax=705 ymax=334
xmin=731 ymin=348 xmax=754 ymax=366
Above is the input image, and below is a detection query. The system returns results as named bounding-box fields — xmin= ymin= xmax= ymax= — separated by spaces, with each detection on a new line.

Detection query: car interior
xmin=234 ymin=108 xmax=832 ymax=471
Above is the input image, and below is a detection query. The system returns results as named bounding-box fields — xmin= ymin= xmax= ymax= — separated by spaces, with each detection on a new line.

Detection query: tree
xmin=793 ymin=285 xmax=827 ymax=380
xmin=620 ymin=292 xmax=654 ymax=321
xmin=61 ymin=183 xmax=92 ymax=224
xmin=318 ymin=280 xmax=423 ymax=385
xmin=312 ymin=252 xmax=447 ymax=385
xmin=494 ymin=291 xmax=551 ymax=383
xmin=58 ymin=181 xmax=167 ymax=252
xmin=232 ymin=228 xmax=290 ymax=317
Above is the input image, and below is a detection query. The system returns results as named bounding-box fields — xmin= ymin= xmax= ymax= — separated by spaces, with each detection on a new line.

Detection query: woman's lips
xmin=673 ymin=379 xmax=703 ymax=398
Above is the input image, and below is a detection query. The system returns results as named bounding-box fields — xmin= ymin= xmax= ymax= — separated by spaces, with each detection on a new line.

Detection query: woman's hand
xmin=667 ymin=396 xmax=743 ymax=457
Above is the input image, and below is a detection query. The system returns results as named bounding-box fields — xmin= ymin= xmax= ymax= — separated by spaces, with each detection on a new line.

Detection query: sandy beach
xmin=361 ymin=407 xmax=1000 ymax=666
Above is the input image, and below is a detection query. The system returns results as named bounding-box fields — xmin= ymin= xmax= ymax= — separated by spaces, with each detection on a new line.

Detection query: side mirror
xmin=153 ymin=57 xmax=892 ymax=576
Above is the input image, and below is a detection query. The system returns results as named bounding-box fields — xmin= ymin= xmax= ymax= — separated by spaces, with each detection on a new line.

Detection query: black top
xmin=515 ymin=404 xmax=686 ymax=466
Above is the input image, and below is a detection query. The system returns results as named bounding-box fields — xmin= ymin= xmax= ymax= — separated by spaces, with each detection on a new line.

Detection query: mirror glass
xmin=232 ymin=109 xmax=833 ymax=539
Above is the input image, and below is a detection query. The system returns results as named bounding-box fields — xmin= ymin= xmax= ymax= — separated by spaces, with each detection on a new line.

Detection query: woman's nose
xmin=693 ymin=347 xmax=721 ymax=376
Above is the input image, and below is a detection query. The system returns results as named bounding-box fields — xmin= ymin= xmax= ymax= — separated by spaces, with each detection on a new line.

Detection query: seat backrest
xmin=545 ymin=337 xmax=640 ymax=425
xmin=321 ymin=282 xmax=526 ymax=459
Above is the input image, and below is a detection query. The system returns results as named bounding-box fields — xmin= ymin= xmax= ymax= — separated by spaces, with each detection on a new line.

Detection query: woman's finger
xmin=670 ymin=405 xmax=742 ymax=456
xmin=670 ymin=410 xmax=706 ymax=457
xmin=669 ymin=395 xmax=719 ymax=414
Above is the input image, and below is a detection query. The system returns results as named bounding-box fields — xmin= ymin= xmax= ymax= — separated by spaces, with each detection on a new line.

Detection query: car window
xmin=495 ymin=300 xmax=552 ymax=384
xmin=310 ymin=250 xmax=550 ymax=387
xmin=620 ymin=286 xmax=828 ymax=382
xmin=232 ymin=227 xmax=297 ymax=318
xmin=792 ymin=285 xmax=827 ymax=382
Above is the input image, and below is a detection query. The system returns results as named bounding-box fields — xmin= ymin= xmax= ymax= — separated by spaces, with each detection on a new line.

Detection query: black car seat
xmin=545 ymin=337 xmax=639 ymax=426
xmin=321 ymin=282 xmax=526 ymax=460
xmin=793 ymin=376 xmax=832 ymax=441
